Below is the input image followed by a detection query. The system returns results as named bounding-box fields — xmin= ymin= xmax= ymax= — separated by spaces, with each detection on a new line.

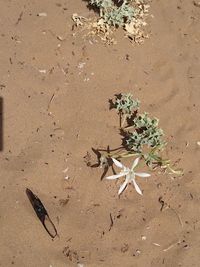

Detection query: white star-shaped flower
xmin=106 ymin=157 xmax=151 ymax=195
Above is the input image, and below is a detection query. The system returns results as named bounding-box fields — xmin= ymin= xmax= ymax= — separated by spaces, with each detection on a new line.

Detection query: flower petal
xmin=118 ymin=180 xmax=128 ymax=195
xmin=106 ymin=172 xmax=127 ymax=180
xmin=112 ymin=158 xmax=124 ymax=169
xmin=132 ymin=179 xmax=143 ymax=195
xmin=131 ymin=157 xmax=140 ymax=170
xmin=135 ymin=172 xmax=151 ymax=178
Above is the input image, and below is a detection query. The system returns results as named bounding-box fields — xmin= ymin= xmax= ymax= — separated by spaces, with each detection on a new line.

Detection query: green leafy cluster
xmin=88 ymin=0 xmax=135 ymax=27
xmin=112 ymin=93 xmax=167 ymax=167
xmin=88 ymin=93 xmax=182 ymax=177
xmin=126 ymin=112 xmax=165 ymax=153
xmin=113 ymin=93 xmax=166 ymax=158
xmin=113 ymin=93 xmax=140 ymax=115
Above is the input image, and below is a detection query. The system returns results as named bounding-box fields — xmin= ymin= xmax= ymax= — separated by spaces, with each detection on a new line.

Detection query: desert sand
xmin=0 ymin=0 xmax=200 ymax=266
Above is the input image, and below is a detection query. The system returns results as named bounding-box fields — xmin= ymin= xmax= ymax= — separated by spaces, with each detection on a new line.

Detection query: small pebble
xmin=153 ymin=243 xmax=161 ymax=247
xmin=78 ymin=62 xmax=86 ymax=69
xmin=37 ymin=12 xmax=47 ymax=17
xmin=136 ymin=249 xmax=141 ymax=254
xmin=193 ymin=1 xmax=200 ymax=7
xmin=39 ymin=69 xmax=47 ymax=74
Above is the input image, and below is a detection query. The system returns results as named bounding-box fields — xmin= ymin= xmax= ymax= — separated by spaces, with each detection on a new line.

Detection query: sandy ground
xmin=0 ymin=0 xmax=200 ymax=266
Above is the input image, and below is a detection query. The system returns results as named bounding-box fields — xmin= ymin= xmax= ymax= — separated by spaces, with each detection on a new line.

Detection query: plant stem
xmin=102 ymin=148 xmax=140 ymax=160
xmin=121 ymin=114 xmax=127 ymax=128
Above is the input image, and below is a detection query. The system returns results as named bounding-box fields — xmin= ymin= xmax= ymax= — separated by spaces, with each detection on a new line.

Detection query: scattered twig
xmin=15 ymin=11 xmax=23 ymax=25
xmin=108 ymin=213 xmax=113 ymax=231
xmin=158 ymin=197 xmax=183 ymax=227
xmin=158 ymin=196 xmax=165 ymax=211
xmin=47 ymin=89 xmax=59 ymax=111
xmin=169 ymin=207 xmax=184 ymax=228
xmin=163 ymin=240 xmax=181 ymax=252
xmin=153 ymin=243 xmax=161 ymax=247
xmin=47 ymin=93 xmax=55 ymax=111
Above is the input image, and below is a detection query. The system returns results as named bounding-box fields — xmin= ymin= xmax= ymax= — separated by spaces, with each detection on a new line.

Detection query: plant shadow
xmin=82 ymin=0 xmax=100 ymax=14
xmin=84 ymin=146 xmax=121 ymax=180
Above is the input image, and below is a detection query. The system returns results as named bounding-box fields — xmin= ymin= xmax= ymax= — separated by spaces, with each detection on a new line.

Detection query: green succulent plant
xmin=88 ymin=92 xmax=182 ymax=179
xmin=88 ymin=0 xmax=135 ymax=27
xmin=113 ymin=93 xmax=140 ymax=115
xmin=125 ymin=112 xmax=165 ymax=153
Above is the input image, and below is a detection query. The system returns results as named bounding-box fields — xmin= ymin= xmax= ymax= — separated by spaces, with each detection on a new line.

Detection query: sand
xmin=0 ymin=0 xmax=200 ymax=266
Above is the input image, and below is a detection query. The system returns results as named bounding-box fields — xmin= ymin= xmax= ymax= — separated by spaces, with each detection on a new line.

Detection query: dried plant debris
xmin=72 ymin=13 xmax=87 ymax=27
xmin=63 ymin=246 xmax=79 ymax=262
xmin=72 ymin=14 xmax=116 ymax=44
xmin=72 ymin=0 xmax=150 ymax=44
